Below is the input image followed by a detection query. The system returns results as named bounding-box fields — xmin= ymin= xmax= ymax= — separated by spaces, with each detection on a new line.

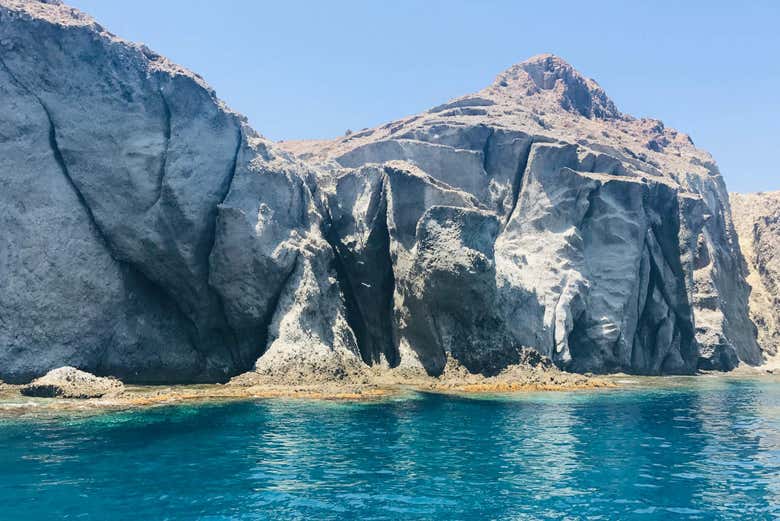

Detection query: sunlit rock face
xmin=286 ymin=55 xmax=762 ymax=375
xmin=0 ymin=0 xmax=361 ymax=383
xmin=0 ymin=0 xmax=762 ymax=383
xmin=731 ymin=191 xmax=780 ymax=365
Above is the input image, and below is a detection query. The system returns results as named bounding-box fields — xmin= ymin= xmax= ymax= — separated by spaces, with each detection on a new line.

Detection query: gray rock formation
xmin=731 ymin=191 xmax=780 ymax=365
xmin=285 ymin=55 xmax=762 ymax=375
xmin=0 ymin=0 xmax=765 ymax=383
xmin=20 ymin=366 xmax=123 ymax=398
xmin=0 ymin=0 xmax=361 ymax=383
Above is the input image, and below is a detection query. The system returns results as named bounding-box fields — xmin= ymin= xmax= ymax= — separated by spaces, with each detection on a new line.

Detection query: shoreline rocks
xmin=20 ymin=367 xmax=125 ymax=399
xmin=7 ymin=353 xmax=614 ymax=413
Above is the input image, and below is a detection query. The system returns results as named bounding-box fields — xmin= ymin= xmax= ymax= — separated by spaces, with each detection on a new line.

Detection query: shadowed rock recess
xmin=0 ymin=0 xmax=767 ymax=384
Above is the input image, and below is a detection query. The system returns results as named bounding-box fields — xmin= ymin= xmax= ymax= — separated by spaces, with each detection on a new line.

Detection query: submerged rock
xmin=0 ymin=1 xmax=768 ymax=383
xmin=21 ymin=367 xmax=124 ymax=399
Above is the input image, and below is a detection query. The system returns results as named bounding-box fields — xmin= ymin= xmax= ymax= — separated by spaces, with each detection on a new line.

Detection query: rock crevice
xmin=147 ymin=89 xmax=172 ymax=211
xmin=324 ymin=175 xmax=398 ymax=366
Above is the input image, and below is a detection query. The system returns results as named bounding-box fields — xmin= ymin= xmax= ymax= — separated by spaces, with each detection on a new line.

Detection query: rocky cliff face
xmin=731 ymin=192 xmax=780 ymax=366
xmin=283 ymin=56 xmax=762 ymax=375
xmin=0 ymin=0 xmax=362 ymax=383
xmin=0 ymin=0 xmax=764 ymax=383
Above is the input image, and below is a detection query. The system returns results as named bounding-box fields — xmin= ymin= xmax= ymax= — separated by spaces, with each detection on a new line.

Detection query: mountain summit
xmin=488 ymin=54 xmax=621 ymax=119
xmin=284 ymin=55 xmax=701 ymax=187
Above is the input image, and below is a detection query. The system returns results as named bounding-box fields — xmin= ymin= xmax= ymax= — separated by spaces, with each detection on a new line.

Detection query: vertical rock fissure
xmin=371 ymin=182 xmax=399 ymax=366
xmin=629 ymin=243 xmax=650 ymax=368
xmin=504 ymin=138 xmax=535 ymax=225
xmin=324 ymin=211 xmax=373 ymax=363
xmin=481 ymin=126 xmax=495 ymax=174
xmin=43 ymin=105 xmax=105 ymax=246
xmin=644 ymin=236 xmax=696 ymax=373
xmin=641 ymin=254 xmax=665 ymax=369
xmin=323 ymin=181 xmax=398 ymax=367
xmin=648 ymin=190 xmax=698 ymax=371
xmin=146 ymin=89 xmax=171 ymax=211
xmin=217 ymin=124 xmax=244 ymax=210
xmin=205 ymin=124 xmax=247 ymax=372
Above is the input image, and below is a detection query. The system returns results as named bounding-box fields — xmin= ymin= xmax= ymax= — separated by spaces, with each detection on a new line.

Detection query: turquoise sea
xmin=1 ymin=377 xmax=779 ymax=520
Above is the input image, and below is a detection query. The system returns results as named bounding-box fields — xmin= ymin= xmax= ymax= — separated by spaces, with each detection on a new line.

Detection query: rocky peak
xmin=490 ymin=54 xmax=621 ymax=120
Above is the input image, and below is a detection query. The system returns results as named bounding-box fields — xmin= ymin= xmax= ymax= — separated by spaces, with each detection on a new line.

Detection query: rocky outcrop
xmin=0 ymin=1 xmax=765 ymax=383
xmin=285 ymin=55 xmax=762 ymax=375
xmin=731 ymin=191 xmax=780 ymax=365
xmin=0 ymin=0 xmax=361 ymax=384
xmin=21 ymin=367 xmax=124 ymax=398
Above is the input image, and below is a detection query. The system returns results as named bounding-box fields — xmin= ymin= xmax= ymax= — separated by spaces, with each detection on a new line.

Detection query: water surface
xmin=1 ymin=377 xmax=779 ymax=520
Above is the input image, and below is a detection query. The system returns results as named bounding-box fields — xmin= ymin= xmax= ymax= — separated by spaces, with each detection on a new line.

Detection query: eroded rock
xmin=21 ymin=367 xmax=124 ymax=399
xmin=731 ymin=191 xmax=780 ymax=365
xmin=288 ymin=55 xmax=763 ymax=374
xmin=0 ymin=2 xmax=767 ymax=383
xmin=0 ymin=0 xmax=358 ymax=384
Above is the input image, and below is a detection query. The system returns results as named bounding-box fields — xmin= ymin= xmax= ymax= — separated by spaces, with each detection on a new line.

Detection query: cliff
xmin=0 ymin=0 xmax=765 ymax=383
xmin=0 ymin=0 xmax=362 ymax=383
xmin=282 ymin=56 xmax=762 ymax=375
xmin=731 ymin=191 xmax=780 ymax=367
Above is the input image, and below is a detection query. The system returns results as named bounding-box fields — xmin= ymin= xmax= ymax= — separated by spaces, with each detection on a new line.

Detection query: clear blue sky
xmin=68 ymin=0 xmax=779 ymax=193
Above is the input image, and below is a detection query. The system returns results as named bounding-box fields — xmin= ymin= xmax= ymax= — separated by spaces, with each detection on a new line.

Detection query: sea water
xmin=1 ymin=377 xmax=779 ymax=520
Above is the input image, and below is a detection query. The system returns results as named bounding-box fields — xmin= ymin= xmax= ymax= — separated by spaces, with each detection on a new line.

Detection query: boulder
xmin=21 ymin=367 xmax=124 ymax=399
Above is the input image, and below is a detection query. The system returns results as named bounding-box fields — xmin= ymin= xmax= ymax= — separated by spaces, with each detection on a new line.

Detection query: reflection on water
xmin=0 ymin=378 xmax=779 ymax=520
